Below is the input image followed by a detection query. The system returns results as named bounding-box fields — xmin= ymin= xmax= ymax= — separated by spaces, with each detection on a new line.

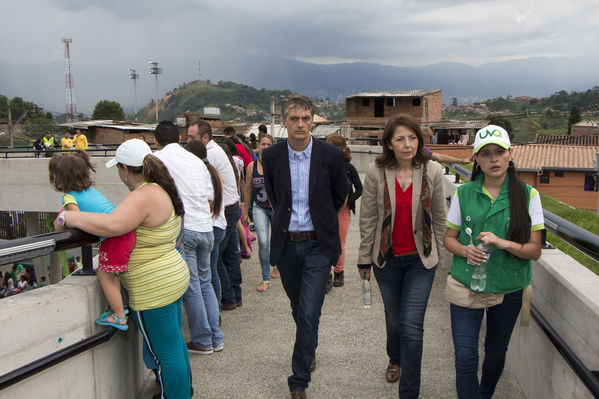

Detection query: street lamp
xmin=148 ymin=61 xmax=162 ymax=123
xmin=129 ymin=68 xmax=139 ymax=121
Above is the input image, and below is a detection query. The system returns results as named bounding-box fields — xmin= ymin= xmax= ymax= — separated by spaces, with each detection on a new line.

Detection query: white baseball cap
xmin=106 ymin=139 xmax=152 ymax=168
xmin=473 ymin=125 xmax=511 ymax=153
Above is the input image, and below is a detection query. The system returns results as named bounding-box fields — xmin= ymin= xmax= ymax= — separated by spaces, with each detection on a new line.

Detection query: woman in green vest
xmin=443 ymin=125 xmax=544 ymax=398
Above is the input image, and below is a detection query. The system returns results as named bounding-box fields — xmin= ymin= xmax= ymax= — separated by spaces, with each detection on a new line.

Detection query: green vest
xmin=43 ymin=136 xmax=55 ymax=148
xmin=450 ymin=174 xmax=532 ymax=293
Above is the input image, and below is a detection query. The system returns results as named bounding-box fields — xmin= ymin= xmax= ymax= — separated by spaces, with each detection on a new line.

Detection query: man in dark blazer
xmin=262 ymin=95 xmax=348 ymax=399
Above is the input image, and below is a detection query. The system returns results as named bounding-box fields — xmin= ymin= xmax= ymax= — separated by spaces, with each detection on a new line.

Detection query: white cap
xmin=473 ymin=125 xmax=511 ymax=153
xmin=106 ymin=139 xmax=152 ymax=168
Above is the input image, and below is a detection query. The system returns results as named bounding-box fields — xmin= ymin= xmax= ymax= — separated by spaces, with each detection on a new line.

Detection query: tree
xmin=92 ymin=100 xmax=125 ymax=120
xmin=567 ymin=105 xmax=581 ymax=135
xmin=486 ymin=114 xmax=514 ymax=140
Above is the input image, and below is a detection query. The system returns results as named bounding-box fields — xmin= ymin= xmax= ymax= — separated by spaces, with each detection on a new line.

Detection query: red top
xmin=235 ymin=143 xmax=253 ymax=168
xmin=392 ymin=180 xmax=417 ymax=255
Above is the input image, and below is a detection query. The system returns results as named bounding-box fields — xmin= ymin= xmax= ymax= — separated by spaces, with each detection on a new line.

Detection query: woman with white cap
xmin=443 ymin=125 xmax=544 ymax=398
xmin=54 ymin=139 xmax=192 ymax=399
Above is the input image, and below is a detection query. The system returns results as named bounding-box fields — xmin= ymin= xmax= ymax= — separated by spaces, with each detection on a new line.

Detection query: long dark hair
xmin=119 ymin=155 xmax=184 ymax=216
xmin=326 ymin=133 xmax=351 ymax=162
xmin=471 ymin=159 xmax=531 ymax=244
xmin=220 ymin=142 xmax=240 ymax=191
xmin=185 ymin=140 xmax=223 ymax=218
xmin=375 ymin=114 xmax=426 ymax=169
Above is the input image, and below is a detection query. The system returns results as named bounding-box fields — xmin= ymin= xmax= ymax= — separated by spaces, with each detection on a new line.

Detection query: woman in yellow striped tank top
xmin=55 ymin=139 xmax=192 ymax=399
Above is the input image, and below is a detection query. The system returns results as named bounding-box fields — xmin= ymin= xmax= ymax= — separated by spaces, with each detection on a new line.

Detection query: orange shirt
xmin=392 ymin=180 xmax=417 ymax=255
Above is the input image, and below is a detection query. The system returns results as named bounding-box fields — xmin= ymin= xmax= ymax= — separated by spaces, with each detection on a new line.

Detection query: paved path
xmin=139 ymin=194 xmax=525 ymax=398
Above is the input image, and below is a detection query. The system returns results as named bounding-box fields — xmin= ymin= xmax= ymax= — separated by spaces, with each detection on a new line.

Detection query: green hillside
xmin=444 ymin=87 xmax=599 ymax=143
xmin=134 ymin=80 xmax=294 ymax=123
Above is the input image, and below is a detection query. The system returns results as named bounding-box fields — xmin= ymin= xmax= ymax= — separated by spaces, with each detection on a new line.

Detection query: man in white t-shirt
xmin=153 ymin=121 xmax=224 ymax=355
xmin=187 ymin=120 xmax=243 ymax=311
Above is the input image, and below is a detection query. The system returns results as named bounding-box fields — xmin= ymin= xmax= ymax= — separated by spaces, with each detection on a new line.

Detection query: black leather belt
xmin=225 ymin=202 xmax=239 ymax=212
xmin=287 ymin=231 xmax=317 ymax=241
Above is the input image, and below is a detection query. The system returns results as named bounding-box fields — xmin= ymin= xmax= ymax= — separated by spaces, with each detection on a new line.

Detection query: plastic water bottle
xmin=362 ymin=274 xmax=372 ymax=309
xmin=468 ymin=243 xmax=490 ymax=292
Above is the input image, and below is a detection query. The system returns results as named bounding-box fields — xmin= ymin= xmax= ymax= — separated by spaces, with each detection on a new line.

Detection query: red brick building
xmin=345 ymin=90 xmax=442 ymax=126
xmin=571 ymin=120 xmax=599 ymax=136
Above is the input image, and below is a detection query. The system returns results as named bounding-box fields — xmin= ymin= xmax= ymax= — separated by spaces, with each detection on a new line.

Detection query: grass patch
xmin=540 ymin=193 xmax=599 ymax=235
xmin=540 ymin=193 xmax=599 ymax=275
xmin=546 ymin=231 xmax=599 ymax=275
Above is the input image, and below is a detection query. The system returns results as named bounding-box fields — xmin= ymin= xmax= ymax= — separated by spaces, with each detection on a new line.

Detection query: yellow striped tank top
xmin=119 ymin=208 xmax=189 ymax=311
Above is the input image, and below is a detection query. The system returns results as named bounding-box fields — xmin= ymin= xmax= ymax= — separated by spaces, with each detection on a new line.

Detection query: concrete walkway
xmin=139 ymin=196 xmax=525 ymax=398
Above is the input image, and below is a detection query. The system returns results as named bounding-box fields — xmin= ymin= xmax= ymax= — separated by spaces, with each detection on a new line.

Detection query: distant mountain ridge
xmin=1 ymin=56 xmax=598 ymax=114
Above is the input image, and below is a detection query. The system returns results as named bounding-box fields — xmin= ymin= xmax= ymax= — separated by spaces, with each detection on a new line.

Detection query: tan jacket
xmin=358 ymin=160 xmax=447 ymax=269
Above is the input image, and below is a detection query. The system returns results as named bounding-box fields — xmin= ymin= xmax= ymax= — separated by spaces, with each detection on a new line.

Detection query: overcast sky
xmin=2 ymin=0 xmax=599 ymax=112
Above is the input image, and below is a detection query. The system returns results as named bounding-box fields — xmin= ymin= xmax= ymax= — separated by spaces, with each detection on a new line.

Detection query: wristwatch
xmin=57 ymin=209 xmax=67 ymax=227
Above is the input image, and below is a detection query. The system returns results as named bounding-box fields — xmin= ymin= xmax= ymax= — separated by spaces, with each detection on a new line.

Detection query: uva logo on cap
xmin=479 ymin=129 xmax=503 ymax=139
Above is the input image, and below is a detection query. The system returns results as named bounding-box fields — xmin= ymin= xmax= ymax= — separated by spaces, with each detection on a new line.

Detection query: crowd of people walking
xmin=27 ymin=94 xmax=541 ymax=399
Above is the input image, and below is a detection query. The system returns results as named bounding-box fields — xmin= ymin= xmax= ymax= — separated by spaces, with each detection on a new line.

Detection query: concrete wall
xmin=0 ymin=272 xmax=147 ymax=398
xmin=0 ymin=157 xmax=129 ymax=212
xmin=507 ymin=249 xmax=599 ymax=399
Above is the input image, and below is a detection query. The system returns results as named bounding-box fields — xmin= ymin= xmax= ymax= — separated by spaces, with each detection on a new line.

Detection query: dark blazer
xmin=263 ymin=138 xmax=348 ymax=266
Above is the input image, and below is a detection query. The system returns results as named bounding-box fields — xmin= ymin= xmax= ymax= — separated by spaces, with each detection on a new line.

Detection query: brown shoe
xmin=309 ymin=358 xmax=316 ymax=372
xmin=221 ymin=302 xmax=236 ymax=311
xmin=386 ymin=363 xmax=400 ymax=383
xmin=290 ymin=391 xmax=307 ymax=399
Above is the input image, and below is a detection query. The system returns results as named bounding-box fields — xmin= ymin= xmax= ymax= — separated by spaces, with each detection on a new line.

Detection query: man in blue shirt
xmin=263 ymin=95 xmax=348 ymax=399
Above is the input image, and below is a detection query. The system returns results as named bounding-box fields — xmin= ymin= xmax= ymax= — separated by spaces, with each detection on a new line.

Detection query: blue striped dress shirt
xmin=287 ymin=137 xmax=314 ymax=232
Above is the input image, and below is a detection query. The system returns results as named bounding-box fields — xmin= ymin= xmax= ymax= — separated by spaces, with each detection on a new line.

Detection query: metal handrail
xmin=0 ymin=329 xmax=114 ymax=391
xmin=0 ymin=230 xmax=112 ymax=391
xmin=0 ymin=229 xmax=98 ymax=272
xmin=530 ymin=305 xmax=599 ymax=397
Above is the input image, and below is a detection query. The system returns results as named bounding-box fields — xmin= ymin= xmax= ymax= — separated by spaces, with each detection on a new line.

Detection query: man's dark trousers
xmin=278 ymin=239 xmax=330 ymax=391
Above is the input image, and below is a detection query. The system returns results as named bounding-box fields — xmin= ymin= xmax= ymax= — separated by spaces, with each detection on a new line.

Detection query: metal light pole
xmin=129 ymin=68 xmax=139 ymax=121
xmin=148 ymin=61 xmax=162 ymax=123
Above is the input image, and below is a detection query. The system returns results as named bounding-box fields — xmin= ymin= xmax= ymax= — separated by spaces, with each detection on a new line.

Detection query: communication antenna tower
xmin=62 ymin=37 xmax=77 ymax=122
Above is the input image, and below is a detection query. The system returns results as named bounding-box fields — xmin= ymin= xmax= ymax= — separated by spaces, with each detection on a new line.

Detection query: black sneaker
xmin=325 ymin=274 xmax=333 ymax=293
xmin=333 ymin=271 xmax=344 ymax=287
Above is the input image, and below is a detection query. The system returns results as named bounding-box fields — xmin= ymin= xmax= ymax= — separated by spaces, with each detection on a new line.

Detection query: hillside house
xmin=343 ymin=90 xmax=487 ymax=145
xmin=512 ymin=144 xmax=599 ymax=210
xmin=345 ymin=90 xmax=442 ymax=127
xmin=571 ymin=120 xmax=599 ymax=136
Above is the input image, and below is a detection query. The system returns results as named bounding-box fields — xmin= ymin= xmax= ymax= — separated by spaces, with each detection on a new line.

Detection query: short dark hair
xmin=375 ymin=114 xmax=426 ymax=169
xmin=281 ymin=95 xmax=314 ymax=120
xmin=49 ymin=151 xmax=96 ymax=193
xmin=258 ymin=124 xmax=267 ymax=134
xmin=154 ymin=121 xmax=180 ymax=146
xmin=190 ymin=120 xmax=213 ymax=140
xmin=223 ymin=126 xmax=236 ymax=136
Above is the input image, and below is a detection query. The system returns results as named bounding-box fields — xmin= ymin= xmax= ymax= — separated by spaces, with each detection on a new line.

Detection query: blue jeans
xmin=373 ymin=254 xmax=436 ymax=399
xmin=252 ymin=204 xmax=273 ymax=281
xmin=450 ymin=290 xmax=523 ymax=399
xmin=218 ymin=205 xmax=242 ymax=305
xmin=210 ymin=226 xmax=225 ymax=304
xmin=182 ymin=229 xmax=223 ymax=349
xmin=278 ymin=239 xmax=331 ymax=392
xmin=133 ymin=298 xmax=191 ymax=399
